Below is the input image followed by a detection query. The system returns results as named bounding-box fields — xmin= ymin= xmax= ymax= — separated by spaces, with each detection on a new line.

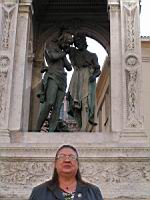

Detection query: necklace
xmin=60 ymin=180 xmax=77 ymax=192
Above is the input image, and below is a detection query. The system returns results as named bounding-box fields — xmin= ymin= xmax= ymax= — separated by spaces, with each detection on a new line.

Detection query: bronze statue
xmin=66 ymin=33 xmax=101 ymax=131
xmin=36 ymin=32 xmax=73 ymax=132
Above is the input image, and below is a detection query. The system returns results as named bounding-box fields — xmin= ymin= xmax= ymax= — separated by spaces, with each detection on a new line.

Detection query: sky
xmin=140 ymin=0 xmax=150 ymax=36
xmin=87 ymin=0 xmax=150 ymax=66
xmin=67 ymin=0 xmax=150 ymax=89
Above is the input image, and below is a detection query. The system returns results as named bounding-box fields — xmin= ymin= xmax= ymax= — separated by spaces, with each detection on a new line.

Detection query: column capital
xmin=19 ymin=0 xmax=33 ymax=14
xmin=108 ymin=0 xmax=120 ymax=6
xmin=19 ymin=0 xmax=32 ymax=4
xmin=108 ymin=0 xmax=120 ymax=12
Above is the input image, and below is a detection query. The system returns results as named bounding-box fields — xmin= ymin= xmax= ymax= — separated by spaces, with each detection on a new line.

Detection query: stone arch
xmin=35 ymin=23 xmax=110 ymax=62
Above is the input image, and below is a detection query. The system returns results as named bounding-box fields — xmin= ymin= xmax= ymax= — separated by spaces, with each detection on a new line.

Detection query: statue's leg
xmin=36 ymin=79 xmax=58 ymax=131
xmin=73 ymin=108 xmax=82 ymax=129
xmin=81 ymin=97 xmax=88 ymax=131
xmin=48 ymin=89 xmax=65 ymax=132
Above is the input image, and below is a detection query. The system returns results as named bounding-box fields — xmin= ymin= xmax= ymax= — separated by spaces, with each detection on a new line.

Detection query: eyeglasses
xmin=56 ymin=154 xmax=77 ymax=161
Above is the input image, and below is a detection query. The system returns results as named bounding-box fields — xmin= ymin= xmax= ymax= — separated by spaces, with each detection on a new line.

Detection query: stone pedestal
xmin=0 ymin=132 xmax=150 ymax=200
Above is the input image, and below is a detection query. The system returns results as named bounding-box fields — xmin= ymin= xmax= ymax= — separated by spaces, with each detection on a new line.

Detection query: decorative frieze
xmin=0 ymin=160 xmax=150 ymax=185
xmin=81 ymin=161 xmax=150 ymax=184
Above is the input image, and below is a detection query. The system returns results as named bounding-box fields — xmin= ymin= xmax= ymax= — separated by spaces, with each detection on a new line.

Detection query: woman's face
xmin=55 ymin=147 xmax=78 ymax=178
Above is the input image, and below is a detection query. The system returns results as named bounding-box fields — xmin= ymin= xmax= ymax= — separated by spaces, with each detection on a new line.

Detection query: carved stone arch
xmin=34 ymin=24 xmax=109 ymax=62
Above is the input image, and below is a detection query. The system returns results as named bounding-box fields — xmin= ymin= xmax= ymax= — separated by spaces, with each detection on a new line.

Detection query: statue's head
xmin=74 ymin=33 xmax=87 ymax=50
xmin=58 ymin=31 xmax=73 ymax=50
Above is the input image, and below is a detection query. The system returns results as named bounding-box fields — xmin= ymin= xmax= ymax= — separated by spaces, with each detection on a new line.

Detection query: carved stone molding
xmin=0 ymin=144 xmax=150 ymax=159
xmin=142 ymin=57 xmax=150 ymax=62
xmin=19 ymin=0 xmax=32 ymax=4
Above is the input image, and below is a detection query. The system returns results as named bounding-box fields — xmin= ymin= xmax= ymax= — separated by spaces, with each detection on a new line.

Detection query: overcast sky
xmin=140 ymin=0 xmax=150 ymax=36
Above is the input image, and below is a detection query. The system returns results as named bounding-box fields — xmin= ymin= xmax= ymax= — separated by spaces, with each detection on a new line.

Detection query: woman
xmin=29 ymin=145 xmax=103 ymax=200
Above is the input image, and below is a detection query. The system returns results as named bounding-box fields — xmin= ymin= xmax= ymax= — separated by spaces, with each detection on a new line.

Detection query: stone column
xmin=108 ymin=0 xmax=122 ymax=133
xmin=0 ymin=0 xmax=19 ymax=142
xmin=0 ymin=0 xmax=33 ymax=142
xmin=22 ymin=38 xmax=34 ymax=131
xmin=29 ymin=59 xmax=42 ymax=131
xmin=8 ymin=0 xmax=33 ymax=132
xmin=108 ymin=0 xmax=146 ymax=139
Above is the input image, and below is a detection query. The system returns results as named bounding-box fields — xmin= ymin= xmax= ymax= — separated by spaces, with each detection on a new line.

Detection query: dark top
xmin=29 ymin=180 xmax=103 ymax=200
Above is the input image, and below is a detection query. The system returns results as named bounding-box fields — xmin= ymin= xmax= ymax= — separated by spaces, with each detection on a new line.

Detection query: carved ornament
xmin=0 ymin=70 xmax=8 ymax=115
xmin=0 ymin=55 xmax=10 ymax=71
xmin=125 ymin=55 xmax=142 ymax=128
xmin=81 ymin=161 xmax=150 ymax=184
xmin=0 ymin=3 xmax=16 ymax=50
xmin=123 ymin=2 xmax=137 ymax=52
xmin=125 ymin=55 xmax=138 ymax=67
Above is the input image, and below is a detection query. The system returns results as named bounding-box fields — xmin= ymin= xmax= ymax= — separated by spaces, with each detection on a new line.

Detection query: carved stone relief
xmin=0 ymin=161 xmax=54 ymax=185
xmin=81 ymin=161 xmax=150 ymax=184
xmin=125 ymin=55 xmax=142 ymax=128
xmin=122 ymin=1 xmax=143 ymax=130
xmin=0 ymin=3 xmax=16 ymax=50
xmin=123 ymin=2 xmax=137 ymax=52
xmin=0 ymin=55 xmax=9 ymax=120
xmin=0 ymin=160 xmax=150 ymax=185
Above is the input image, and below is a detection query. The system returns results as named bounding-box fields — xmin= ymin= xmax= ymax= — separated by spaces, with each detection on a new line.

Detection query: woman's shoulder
xmin=78 ymin=181 xmax=103 ymax=199
xmin=79 ymin=181 xmax=100 ymax=191
xmin=32 ymin=180 xmax=53 ymax=192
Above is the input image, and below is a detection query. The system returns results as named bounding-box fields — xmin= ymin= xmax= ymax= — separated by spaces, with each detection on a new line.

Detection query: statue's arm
xmin=63 ymin=57 xmax=72 ymax=71
xmin=40 ymin=61 xmax=48 ymax=73
xmin=45 ymin=46 xmax=66 ymax=61
xmin=89 ymin=54 xmax=101 ymax=82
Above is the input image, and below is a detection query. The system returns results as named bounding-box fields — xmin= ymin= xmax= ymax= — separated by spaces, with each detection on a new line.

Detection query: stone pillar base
xmin=0 ymin=130 xmax=10 ymax=143
xmin=0 ymin=132 xmax=150 ymax=200
xmin=120 ymin=131 xmax=148 ymax=143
